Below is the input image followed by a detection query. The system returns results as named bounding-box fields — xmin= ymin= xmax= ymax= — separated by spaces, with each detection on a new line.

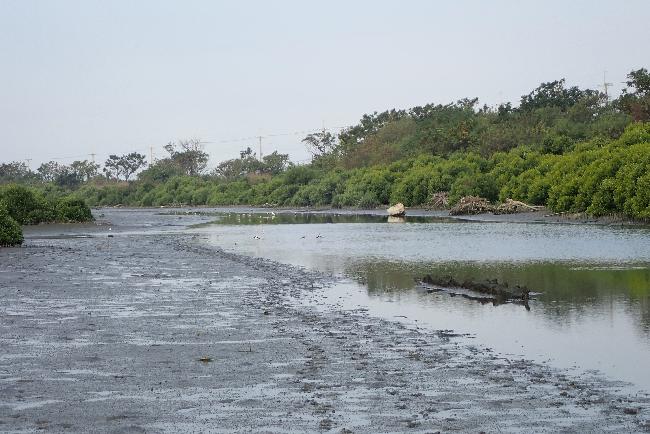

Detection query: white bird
xmin=253 ymin=235 xmax=261 ymax=240
xmin=316 ymin=234 xmax=323 ymax=239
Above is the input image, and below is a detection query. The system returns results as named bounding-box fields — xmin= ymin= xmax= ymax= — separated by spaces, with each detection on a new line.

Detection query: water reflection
xmin=196 ymin=211 xmax=650 ymax=390
xmin=202 ymin=212 xmax=461 ymax=225
xmin=346 ymin=260 xmax=650 ymax=334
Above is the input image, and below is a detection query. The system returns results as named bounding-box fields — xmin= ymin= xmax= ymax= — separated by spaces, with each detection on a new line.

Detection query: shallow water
xmin=195 ymin=211 xmax=650 ymax=391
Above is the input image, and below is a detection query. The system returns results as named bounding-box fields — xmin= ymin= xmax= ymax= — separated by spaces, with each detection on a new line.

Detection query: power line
xmin=16 ymin=125 xmax=348 ymax=168
xmin=599 ymin=70 xmax=613 ymax=101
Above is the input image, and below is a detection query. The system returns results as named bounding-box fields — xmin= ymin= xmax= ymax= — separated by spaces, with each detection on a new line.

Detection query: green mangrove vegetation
xmin=2 ymin=68 xmax=650 ymax=221
xmin=0 ymin=184 xmax=94 ymax=246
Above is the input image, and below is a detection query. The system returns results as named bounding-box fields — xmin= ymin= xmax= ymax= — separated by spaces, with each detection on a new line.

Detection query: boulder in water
xmin=387 ymin=203 xmax=406 ymax=216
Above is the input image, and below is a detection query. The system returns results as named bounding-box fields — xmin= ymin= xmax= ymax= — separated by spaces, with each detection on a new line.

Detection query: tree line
xmin=1 ymin=68 xmax=649 ymax=220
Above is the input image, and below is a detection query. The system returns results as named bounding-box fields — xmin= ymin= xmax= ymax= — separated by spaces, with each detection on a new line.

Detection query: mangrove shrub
xmin=0 ymin=205 xmax=23 ymax=247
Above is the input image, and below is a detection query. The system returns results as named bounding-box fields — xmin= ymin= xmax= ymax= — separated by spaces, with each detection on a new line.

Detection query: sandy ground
xmin=1 ymin=209 xmax=649 ymax=433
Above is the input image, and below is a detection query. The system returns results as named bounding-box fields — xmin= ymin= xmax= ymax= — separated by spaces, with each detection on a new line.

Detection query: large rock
xmin=387 ymin=203 xmax=405 ymax=217
xmin=449 ymin=196 xmax=494 ymax=215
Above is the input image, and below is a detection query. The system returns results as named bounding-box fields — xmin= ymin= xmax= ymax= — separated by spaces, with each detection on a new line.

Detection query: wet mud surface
xmin=1 ymin=210 xmax=649 ymax=433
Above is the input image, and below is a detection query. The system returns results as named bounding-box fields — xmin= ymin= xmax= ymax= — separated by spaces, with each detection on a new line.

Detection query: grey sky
xmin=1 ymin=0 xmax=648 ymax=169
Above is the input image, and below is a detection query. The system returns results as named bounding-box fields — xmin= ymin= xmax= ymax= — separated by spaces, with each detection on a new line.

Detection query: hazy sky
xmin=1 ymin=0 xmax=649 ymax=169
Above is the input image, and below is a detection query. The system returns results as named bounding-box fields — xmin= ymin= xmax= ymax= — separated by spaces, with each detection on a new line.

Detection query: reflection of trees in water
xmin=625 ymin=295 xmax=650 ymax=334
xmin=347 ymin=260 xmax=650 ymax=336
xmin=208 ymin=212 xmax=457 ymax=226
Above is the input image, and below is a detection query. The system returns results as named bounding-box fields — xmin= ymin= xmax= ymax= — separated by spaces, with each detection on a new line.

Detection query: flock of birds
xmin=252 ymin=233 xmax=322 ymax=240
xmin=248 ymin=211 xmax=326 ymax=241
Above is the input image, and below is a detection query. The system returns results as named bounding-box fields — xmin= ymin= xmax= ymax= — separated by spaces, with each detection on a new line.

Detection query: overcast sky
xmin=1 ymin=0 xmax=649 ymax=169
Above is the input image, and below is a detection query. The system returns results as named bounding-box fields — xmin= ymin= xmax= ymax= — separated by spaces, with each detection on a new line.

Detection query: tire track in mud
xmin=0 ymin=229 xmax=648 ymax=433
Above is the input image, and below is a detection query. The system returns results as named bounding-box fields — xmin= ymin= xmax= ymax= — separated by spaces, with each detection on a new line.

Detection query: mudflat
xmin=1 ymin=209 xmax=648 ymax=433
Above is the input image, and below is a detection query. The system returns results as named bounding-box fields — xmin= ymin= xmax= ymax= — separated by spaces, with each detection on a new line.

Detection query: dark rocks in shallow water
xmin=420 ymin=274 xmax=530 ymax=302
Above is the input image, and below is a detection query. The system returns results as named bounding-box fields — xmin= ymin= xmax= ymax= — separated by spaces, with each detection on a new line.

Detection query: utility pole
xmin=90 ymin=153 xmax=96 ymax=163
xmin=600 ymin=71 xmax=613 ymax=102
xmin=257 ymin=136 xmax=263 ymax=161
xmin=25 ymin=158 xmax=32 ymax=168
xmin=150 ymin=146 xmax=154 ymax=166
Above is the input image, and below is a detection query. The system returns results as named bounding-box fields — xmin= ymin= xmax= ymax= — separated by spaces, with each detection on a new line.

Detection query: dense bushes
xmin=56 ymin=198 xmax=94 ymax=222
xmin=0 ymin=205 xmax=23 ymax=246
xmin=64 ymin=122 xmax=650 ymax=220
xmin=4 ymin=71 xmax=649 ymax=221
xmin=0 ymin=184 xmax=94 ymax=247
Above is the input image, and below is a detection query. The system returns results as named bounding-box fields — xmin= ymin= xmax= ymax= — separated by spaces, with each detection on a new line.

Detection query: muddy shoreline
xmin=107 ymin=204 xmax=649 ymax=227
xmin=1 ymin=209 xmax=649 ymax=432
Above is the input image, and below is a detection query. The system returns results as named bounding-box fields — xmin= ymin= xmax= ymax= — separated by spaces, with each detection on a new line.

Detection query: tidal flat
xmin=1 ymin=208 xmax=649 ymax=433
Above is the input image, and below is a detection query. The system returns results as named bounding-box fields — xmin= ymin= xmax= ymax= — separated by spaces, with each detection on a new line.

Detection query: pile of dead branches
xmin=449 ymin=196 xmax=495 ymax=215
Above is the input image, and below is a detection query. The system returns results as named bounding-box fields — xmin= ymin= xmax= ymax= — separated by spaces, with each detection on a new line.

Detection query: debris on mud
xmin=449 ymin=196 xmax=495 ymax=215
xmin=429 ymin=192 xmax=450 ymax=210
xmin=494 ymin=198 xmax=541 ymax=214
xmin=449 ymin=196 xmax=542 ymax=215
xmin=419 ymin=274 xmax=531 ymax=303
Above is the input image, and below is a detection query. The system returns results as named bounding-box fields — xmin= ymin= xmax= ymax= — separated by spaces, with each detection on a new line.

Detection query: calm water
xmin=194 ymin=211 xmax=650 ymax=391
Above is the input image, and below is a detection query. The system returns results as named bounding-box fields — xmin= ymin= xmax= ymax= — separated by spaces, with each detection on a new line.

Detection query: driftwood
xmin=420 ymin=274 xmax=530 ymax=302
xmin=494 ymin=198 xmax=539 ymax=215
xmin=449 ymin=196 xmax=495 ymax=215
xmin=429 ymin=192 xmax=450 ymax=210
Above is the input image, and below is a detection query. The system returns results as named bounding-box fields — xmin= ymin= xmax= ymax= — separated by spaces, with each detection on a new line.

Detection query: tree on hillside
xmin=103 ymin=153 xmax=147 ymax=181
xmin=33 ymin=160 xmax=99 ymax=187
xmin=302 ymin=131 xmax=337 ymax=157
xmin=137 ymin=139 xmax=208 ymax=182
xmin=212 ymin=148 xmax=291 ymax=181
xmin=37 ymin=161 xmax=66 ymax=182
xmin=262 ymin=151 xmax=291 ymax=175
xmin=519 ymin=79 xmax=600 ymax=112
xmin=0 ymin=161 xmax=35 ymax=183
xmin=618 ymin=68 xmax=650 ymax=121
xmin=163 ymin=139 xmax=209 ymax=176
xmin=70 ymin=160 xmax=100 ymax=182
xmin=213 ymin=147 xmax=262 ymax=181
